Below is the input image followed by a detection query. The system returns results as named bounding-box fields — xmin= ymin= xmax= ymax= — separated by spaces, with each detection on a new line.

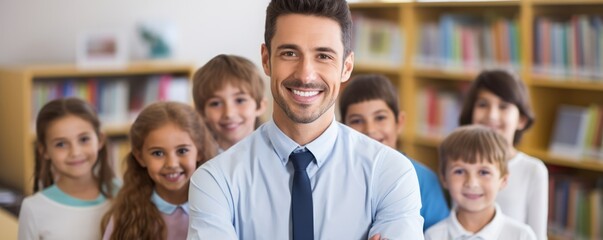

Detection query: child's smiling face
xmin=203 ymin=83 xmax=265 ymax=150
xmin=344 ymin=99 xmax=403 ymax=149
xmin=472 ymin=89 xmax=527 ymax=147
xmin=442 ymin=158 xmax=508 ymax=215
xmin=135 ymin=122 xmax=200 ymax=203
xmin=41 ymin=115 xmax=103 ymax=181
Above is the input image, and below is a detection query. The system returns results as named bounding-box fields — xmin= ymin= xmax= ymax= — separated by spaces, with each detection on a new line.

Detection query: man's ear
xmin=261 ymin=44 xmax=271 ymax=76
xmin=341 ymin=52 xmax=354 ymax=83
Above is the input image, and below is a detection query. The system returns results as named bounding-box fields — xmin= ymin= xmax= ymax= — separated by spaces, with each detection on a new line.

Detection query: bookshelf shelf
xmin=353 ymin=63 xmax=402 ymax=75
xmin=0 ymin=61 xmax=194 ymax=196
xmin=28 ymin=123 xmax=132 ymax=142
xmin=347 ymin=1 xmax=408 ymax=8
xmin=12 ymin=61 xmax=193 ymax=78
xmin=531 ymin=78 xmax=603 ymax=91
xmin=547 ymin=234 xmax=565 ymax=240
xmin=350 ymin=1 xmax=603 ymax=238
xmin=415 ymin=0 xmax=520 ymax=7
xmin=414 ymin=69 xmax=477 ymax=82
xmin=101 ymin=124 xmax=133 ymax=137
xmin=527 ymin=149 xmax=603 ymax=172
xmin=531 ymin=0 xmax=603 ymax=6
xmin=413 ymin=135 xmax=442 ymax=148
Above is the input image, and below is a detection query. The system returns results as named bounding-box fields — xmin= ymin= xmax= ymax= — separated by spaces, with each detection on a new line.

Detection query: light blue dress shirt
xmin=187 ymin=119 xmax=424 ymax=239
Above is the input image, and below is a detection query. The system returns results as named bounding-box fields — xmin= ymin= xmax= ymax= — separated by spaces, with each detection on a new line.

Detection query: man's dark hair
xmin=264 ymin=0 xmax=352 ymax=58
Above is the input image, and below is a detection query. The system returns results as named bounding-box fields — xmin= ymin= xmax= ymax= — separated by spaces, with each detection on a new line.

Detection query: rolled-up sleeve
xmin=368 ymin=150 xmax=424 ymax=240
xmin=187 ymin=164 xmax=237 ymax=240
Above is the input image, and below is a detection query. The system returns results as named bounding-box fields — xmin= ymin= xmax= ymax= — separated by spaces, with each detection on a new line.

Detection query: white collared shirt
xmin=425 ymin=204 xmax=537 ymax=240
xmin=496 ymin=152 xmax=548 ymax=240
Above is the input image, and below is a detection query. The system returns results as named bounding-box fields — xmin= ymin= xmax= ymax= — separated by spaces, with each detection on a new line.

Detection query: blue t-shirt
xmin=409 ymin=159 xmax=450 ymax=230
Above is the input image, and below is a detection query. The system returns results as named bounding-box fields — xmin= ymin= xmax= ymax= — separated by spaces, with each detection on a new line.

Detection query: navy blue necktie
xmin=290 ymin=151 xmax=314 ymax=240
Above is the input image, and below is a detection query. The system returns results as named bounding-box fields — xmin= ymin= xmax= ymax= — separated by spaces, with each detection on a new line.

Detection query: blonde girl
xmin=102 ymin=101 xmax=216 ymax=240
xmin=18 ymin=97 xmax=117 ymax=240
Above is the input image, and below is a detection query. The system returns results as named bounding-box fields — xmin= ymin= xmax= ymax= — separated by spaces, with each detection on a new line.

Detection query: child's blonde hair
xmin=34 ymin=97 xmax=115 ymax=197
xmin=192 ymin=54 xmax=265 ymax=126
xmin=439 ymin=125 xmax=510 ymax=178
xmin=101 ymin=101 xmax=217 ymax=240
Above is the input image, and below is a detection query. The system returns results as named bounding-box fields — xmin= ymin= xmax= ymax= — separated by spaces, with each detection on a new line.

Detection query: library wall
xmin=0 ymin=0 xmax=269 ymax=68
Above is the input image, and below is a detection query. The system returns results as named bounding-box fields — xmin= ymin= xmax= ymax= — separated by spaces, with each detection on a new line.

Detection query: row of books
xmin=31 ymin=74 xmax=190 ymax=127
xmin=415 ymin=15 xmax=521 ymax=72
xmin=352 ymin=14 xmax=403 ymax=68
xmin=534 ymin=15 xmax=603 ymax=80
xmin=549 ymin=104 xmax=603 ymax=160
xmin=548 ymin=175 xmax=603 ymax=239
xmin=415 ymin=85 xmax=464 ymax=139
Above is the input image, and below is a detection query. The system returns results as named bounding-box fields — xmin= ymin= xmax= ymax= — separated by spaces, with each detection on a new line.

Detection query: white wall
xmin=0 ymin=0 xmax=270 ymax=68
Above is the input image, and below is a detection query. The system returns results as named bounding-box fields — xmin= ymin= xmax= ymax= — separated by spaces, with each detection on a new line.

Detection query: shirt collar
xmin=265 ymin=118 xmax=338 ymax=168
xmin=449 ymin=204 xmax=504 ymax=240
xmin=151 ymin=190 xmax=189 ymax=215
xmin=42 ymin=184 xmax=105 ymax=207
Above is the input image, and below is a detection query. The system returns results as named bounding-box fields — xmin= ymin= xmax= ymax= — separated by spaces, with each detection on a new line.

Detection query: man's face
xmin=261 ymin=14 xmax=353 ymax=125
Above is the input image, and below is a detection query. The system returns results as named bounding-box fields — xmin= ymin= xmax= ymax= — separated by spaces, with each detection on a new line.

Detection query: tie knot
xmin=290 ymin=151 xmax=314 ymax=171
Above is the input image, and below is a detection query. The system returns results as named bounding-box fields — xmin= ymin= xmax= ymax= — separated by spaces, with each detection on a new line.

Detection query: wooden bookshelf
xmin=353 ymin=63 xmax=401 ymax=75
xmin=414 ymin=0 xmax=521 ymax=7
xmin=414 ymin=69 xmax=477 ymax=82
xmin=531 ymin=0 xmax=603 ymax=5
xmin=0 ymin=61 xmax=194 ymax=196
xmin=350 ymin=1 xmax=603 ymax=238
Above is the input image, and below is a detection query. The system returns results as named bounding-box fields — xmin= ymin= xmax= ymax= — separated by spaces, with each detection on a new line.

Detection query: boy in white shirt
xmin=425 ymin=125 xmax=536 ymax=240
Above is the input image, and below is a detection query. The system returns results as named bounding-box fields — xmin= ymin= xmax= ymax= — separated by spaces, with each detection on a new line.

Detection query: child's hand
xmin=369 ymin=233 xmax=390 ymax=240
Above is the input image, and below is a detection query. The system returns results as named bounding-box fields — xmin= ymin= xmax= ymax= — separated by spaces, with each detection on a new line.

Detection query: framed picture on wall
xmin=76 ymin=30 xmax=128 ymax=68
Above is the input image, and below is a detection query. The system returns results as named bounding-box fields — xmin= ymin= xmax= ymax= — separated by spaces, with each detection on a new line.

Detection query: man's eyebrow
xmin=315 ymin=47 xmax=337 ymax=54
xmin=276 ymin=44 xmax=300 ymax=51
xmin=275 ymin=45 xmax=338 ymax=54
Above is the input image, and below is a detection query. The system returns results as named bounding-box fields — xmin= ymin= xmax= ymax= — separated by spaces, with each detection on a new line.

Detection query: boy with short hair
xmin=339 ymin=74 xmax=449 ymax=230
xmin=192 ymin=54 xmax=266 ymax=151
xmin=425 ymin=125 xmax=536 ymax=239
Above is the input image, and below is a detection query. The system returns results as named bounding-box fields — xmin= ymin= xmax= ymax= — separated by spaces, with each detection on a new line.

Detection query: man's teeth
xmin=292 ymin=89 xmax=319 ymax=97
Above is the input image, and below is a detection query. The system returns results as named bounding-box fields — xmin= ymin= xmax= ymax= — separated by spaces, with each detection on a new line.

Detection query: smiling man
xmin=187 ymin=0 xmax=423 ymax=239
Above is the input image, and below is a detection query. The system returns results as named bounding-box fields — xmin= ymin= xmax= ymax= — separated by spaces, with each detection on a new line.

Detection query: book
xmin=352 ymin=14 xmax=403 ymax=67
xmin=549 ymin=105 xmax=590 ymax=158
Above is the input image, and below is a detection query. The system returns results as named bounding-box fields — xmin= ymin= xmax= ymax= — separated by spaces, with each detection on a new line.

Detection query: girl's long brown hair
xmin=101 ymin=101 xmax=217 ymax=240
xmin=34 ymin=97 xmax=115 ymax=197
